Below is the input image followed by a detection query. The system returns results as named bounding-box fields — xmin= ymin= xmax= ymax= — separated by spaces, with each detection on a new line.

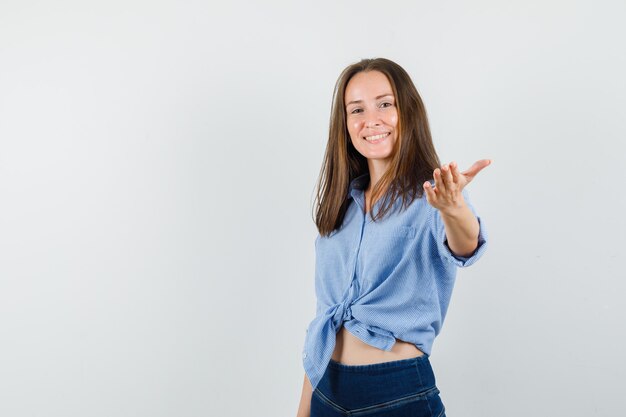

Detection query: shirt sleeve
xmin=431 ymin=187 xmax=488 ymax=267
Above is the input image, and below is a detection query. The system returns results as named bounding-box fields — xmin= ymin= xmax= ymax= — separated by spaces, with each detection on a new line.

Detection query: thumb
xmin=461 ymin=159 xmax=493 ymax=178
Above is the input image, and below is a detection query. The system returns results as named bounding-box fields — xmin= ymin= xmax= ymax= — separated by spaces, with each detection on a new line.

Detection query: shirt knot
xmin=331 ymin=302 xmax=354 ymax=329
xmin=343 ymin=305 xmax=352 ymax=320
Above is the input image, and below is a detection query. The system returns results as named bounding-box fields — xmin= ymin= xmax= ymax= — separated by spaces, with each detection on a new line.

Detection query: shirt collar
xmin=347 ymin=172 xmax=369 ymax=199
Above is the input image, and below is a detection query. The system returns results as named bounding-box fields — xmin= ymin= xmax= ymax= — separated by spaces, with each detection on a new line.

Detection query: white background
xmin=1 ymin=1 xmax=624 ymax=416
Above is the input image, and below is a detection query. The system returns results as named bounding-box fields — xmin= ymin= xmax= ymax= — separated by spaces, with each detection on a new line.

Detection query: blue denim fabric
xmin=311 ymin=355 xmax=446 ymax=417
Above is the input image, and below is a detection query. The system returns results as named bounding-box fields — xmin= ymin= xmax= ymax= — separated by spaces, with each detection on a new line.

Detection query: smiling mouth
xmin=363 ymin=132 xmax=390 ymax=142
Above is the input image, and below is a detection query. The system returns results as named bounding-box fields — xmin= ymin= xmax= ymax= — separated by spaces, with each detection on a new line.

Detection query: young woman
xmin=296 ymin=58 xmax=491 ymax=417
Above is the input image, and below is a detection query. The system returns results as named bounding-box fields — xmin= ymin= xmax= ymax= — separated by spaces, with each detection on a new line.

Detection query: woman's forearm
xmin=440 ymin=201 xmax=480 ymax=258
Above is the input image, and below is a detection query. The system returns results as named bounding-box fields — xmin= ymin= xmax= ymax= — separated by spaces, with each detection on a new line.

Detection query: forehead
xmin=345 ymin=70 xmax=393 ymax=101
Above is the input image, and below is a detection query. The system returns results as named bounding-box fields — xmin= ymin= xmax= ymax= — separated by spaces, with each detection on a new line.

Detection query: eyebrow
xmin=346 ymin=93 xmax=394 ymax=107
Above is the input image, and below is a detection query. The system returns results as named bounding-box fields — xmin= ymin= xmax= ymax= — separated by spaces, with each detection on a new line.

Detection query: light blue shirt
xmin=302 ymin=172 xmax=488 ymax=391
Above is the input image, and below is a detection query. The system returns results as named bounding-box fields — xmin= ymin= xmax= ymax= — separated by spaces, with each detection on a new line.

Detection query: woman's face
xmin=344 ymin=70 xmax=398 ymax=166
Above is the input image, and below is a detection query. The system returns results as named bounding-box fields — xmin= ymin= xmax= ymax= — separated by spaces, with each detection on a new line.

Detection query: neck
xmin=366 ymin=159 xmax=390 ymax=193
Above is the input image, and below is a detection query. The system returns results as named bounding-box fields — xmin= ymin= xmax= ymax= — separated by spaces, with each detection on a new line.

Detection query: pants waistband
xmin=327 ymin=354 xmax=430 ymax=373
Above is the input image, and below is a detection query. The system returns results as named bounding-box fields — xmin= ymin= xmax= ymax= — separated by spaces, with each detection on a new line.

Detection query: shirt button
xmin=303 ymin=352 xmax=307 ymax=359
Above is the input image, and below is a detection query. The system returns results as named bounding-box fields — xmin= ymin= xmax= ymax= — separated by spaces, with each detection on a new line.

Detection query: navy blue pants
xmin=311 ymin=355 xmax=446 ymax=416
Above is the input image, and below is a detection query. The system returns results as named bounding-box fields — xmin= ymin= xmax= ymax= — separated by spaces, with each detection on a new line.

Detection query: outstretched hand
xmin=423 ymin=159 xmax=492 ymax=214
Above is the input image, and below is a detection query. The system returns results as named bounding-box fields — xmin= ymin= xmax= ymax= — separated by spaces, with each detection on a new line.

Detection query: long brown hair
xmin=313 ymin=58 xmax=442 ymax=237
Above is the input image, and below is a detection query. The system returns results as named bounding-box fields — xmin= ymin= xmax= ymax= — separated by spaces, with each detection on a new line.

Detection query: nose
xmin=362 ymin=107 xmax=383 ymax=129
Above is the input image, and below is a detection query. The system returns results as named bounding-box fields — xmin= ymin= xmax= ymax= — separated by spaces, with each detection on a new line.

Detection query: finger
xmin=450 ymin=161 xmax=460 ymax=184
xmin=423 ymin=181 xmax=436 ymax=204
xmin=434 ymin=168 xmax=446 ymax=193
xmin=475 ymin=159 xmax=492 ymax=175
xmin=451 ymin=161 xmax=469 ymax=191
xmin=462 ymin=159 xmax=492 ymax=177
xmin=442 ymin=163 xmax=454 ymax=190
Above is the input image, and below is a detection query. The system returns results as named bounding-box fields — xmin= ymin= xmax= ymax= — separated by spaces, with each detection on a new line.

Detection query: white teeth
xmin=364 ymin=132 xmax=390 ymax=141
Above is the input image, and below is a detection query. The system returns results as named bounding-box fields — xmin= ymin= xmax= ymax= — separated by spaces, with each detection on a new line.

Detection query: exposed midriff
xmin=330 ymin=325 xmax=424 ymax=365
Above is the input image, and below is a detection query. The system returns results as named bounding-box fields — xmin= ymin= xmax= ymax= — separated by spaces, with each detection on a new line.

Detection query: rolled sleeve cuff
xmin=440 ymin=215 xmax=488 ymax=267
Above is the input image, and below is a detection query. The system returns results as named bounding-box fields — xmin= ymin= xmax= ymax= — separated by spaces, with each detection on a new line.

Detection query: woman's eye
xmin=380 ymin=102 xmax=393 ymax=108
xmin=350 ymin=108 xmax=363 ymax=114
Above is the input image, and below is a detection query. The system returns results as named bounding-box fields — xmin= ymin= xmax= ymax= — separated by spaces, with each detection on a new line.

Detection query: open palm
xmin=423 ymin=159 xmax=492 ymax=213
